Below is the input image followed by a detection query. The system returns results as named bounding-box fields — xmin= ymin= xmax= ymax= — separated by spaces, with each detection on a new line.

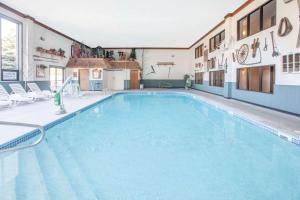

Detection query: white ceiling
xmin=2 ymin=0 xmax=246 ymax=47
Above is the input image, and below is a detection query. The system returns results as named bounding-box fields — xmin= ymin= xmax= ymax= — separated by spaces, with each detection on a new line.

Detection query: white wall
xmin=105 ymin=48 xmax=192 ymax=80
xmin=0 ymin=6 xmax=73 ymax=82
xmin=190 ymin=0 xmax=300 ymax=86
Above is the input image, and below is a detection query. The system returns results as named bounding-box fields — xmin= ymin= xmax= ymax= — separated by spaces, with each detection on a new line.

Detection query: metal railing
xmin=0 ymin=121 xmax=45 ymax=154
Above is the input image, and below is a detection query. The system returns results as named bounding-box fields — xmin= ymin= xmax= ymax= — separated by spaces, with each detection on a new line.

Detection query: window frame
xmin=237 ymin=0 xmax=276 ymax=40
xmin=195 ymin=44 xmax=204 ymax=59
xmin=0 ymin=14 xmax=23 ymax=81
xmin=209 ymin=70 xmax=224 ymax=87
xmin=209 ymin=30 xmax=225 ymax=53
xmin=195 ymin=72 xmax=204 ymax=85
xmin=236 ymin=66 xmax=275 ymax=94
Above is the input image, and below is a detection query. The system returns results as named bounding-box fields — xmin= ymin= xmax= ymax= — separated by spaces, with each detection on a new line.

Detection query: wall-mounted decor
xmin=270 ymin=31 xmax=280 ymax=57
xmin=236 ymin=43 xmax=262 ymax=65
xmin=73 ymin=71 xmax=78 ymax=78
xmin=251 ymin=38 xmax=260 ymax=58
xmin=92 ymin=69 xmax=102 ymax=79
xmin=263 ymin=38 xmax=268 ymax=51
xmin=36 ymin=64 xmax=47 ymax=78
xmin=236 ymin=44 xmax=249 ymax=64
xmin=36 ymin=47 xmax=66 ymax=57
xmin=278 ymin=17 xmax=293 ymax=37
xmin=1 ymin=70 xmax=19 ymax=81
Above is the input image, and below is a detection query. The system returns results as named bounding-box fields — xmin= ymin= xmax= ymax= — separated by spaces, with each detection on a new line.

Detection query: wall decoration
xmin=1 ymin=70 xmax=19 ymax=81
xmin=236 ymin=44 xmax=249 ymax=64
xmin=236 ymin=43 xmax=262 ymax=65
xmin=36 ymin=64 xmax=47 ymax=78
xmin=232 ymin=52 xmax=236 ymax=62
xmin=251 ymin=38 xmax=260 ymax=58
xmin=36 ymin=47 xmax=66 ymax=57
xmin=73 ymin=71 xmax=78 ymax=78
xmin=263 ymin=38 xmax=268 ymax=51
xmin=92 ymin=69 xmax=102 ymax=79
xmin=278 ymin=17 xmax=293 ymax=37
xmin=270 ymin=31 xmax=280 ymax=57
xmin=297 ymin=0 xmax=300 ymax=48
xmin=146 ymin=65 xmax=156 ymax=75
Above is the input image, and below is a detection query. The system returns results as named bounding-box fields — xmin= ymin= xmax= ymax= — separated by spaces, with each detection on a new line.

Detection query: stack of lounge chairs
xmin=0 ymin=83 xmax=53 ymax=109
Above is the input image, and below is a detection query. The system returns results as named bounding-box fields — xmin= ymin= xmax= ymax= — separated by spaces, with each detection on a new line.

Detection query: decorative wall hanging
xmin=36 ymin=64 xmax=47 ymax=78
xmin=232 ymin=52 xmax=236 ymax=62
xmin=146 ymin=65 xmax=156 ymax=75
xmin=236 ymin=44 xmax=262 ymax=65
xmin=278 ymin=17 xmax=293 ymax=37
xmin=251 ymin=38 xmax=260 ymax=58
xmin=36 ymin=47 xmax=65 ymax=57
xmin=297 ymin=0 xmax=300 ymax=48
xmin=92 ymin=69 xmax=102 ymax=79
xmin=263 ymin=38 xmax=268 ymax=51
xmin=236 ymin=44 xmax=249 ymax=64
xmin=270 ymin=31 xmax=280 ymax=57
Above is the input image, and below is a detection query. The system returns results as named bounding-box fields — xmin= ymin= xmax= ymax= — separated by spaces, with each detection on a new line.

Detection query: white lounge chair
xmin=27 ymin=82 xmax=53 ymax=98
xmin=0 ymin=84 xmax=32 ymax=104
xmin=9 ymin=83 xmax=46 ymax=101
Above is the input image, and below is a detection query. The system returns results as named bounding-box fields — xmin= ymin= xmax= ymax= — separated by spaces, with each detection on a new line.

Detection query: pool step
xmin=0 ymin=153 xmax=17 ymax=200
xmin=48 ymin=136 xmax=99 ymax=200
xmin=16 ymin=148 xmax=50 ymax=200
xmin=35 ymin=140 xmax=78 ymax=200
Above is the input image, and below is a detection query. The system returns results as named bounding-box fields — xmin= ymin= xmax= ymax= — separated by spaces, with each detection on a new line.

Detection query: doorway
xmin=130 ymin=70 xmax=138 ymax=89
xmin=49 ymin=66 xmax=64 ymax=91
xmin=79 ymin=69 xmax=89 ymax=91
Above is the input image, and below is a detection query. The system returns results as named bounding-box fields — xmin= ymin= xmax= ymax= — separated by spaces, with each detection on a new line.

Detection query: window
xmin=50 ymin=66 xmax=64 ymax=91
xmin=249 ymin=9 xmax=260 ymax=35
xmin=237 ymin=66 xmax=275 ymax=94
xmin=283 ymin=54 xmax=300 ymax=73
xmin=238 ymin=0 xmax=276 ymax=40
xmin=195 ymin=72 xmax=203 ymax=85
xmin=209 ymin=30 xmax=225 ymax=52
xmin=263 ymin=0 xmax=276 ymax=29
xmin=238 ymin=17 xmax=248 ymax=40
xmin=195 ymin=44 xmax=203 ymax=59
xmin=0 ymin=17 xmax=21 ymax=81
xmin=209 ymin=70 xmax=224 ymax=87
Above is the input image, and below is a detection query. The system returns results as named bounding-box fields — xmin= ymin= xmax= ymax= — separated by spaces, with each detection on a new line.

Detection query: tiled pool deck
xmin=0 ymin=89 xmax=300 ymax=148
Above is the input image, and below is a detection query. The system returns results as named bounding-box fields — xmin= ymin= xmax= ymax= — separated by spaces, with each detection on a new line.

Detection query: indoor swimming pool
xmin=0 ymin=92 xmax=300 ymax=200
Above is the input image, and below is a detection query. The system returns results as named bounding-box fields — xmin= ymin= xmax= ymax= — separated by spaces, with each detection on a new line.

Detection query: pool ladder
xmin=0 ymin=121 xmax=45 ymax=154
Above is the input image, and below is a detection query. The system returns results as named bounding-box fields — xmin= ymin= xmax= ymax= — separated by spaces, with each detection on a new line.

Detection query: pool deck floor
xmin=0 ymin=89 xmax=300 ymax=147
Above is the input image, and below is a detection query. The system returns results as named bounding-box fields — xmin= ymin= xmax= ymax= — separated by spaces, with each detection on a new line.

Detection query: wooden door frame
xmin=79 ymin=69 xmax=89 ymax=91
xmin=130 ymin=70 xmax=139 ymax=89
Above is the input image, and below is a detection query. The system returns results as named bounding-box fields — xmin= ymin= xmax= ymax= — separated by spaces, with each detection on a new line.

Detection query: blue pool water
xmin=1 ymin=92 xmax=300 ymax=200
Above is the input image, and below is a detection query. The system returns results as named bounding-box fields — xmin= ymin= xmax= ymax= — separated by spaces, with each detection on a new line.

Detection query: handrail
xmin=0 ymin=121 xmax=45 ymax=154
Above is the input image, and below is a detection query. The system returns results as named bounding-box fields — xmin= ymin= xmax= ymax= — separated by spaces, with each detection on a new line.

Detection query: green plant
xmin=129 ymin=48 xmax=136 ymax=60
xmin=183 ymin=74 xmax=190 ymax=81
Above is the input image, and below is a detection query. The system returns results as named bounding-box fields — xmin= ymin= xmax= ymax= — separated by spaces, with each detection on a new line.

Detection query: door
xmin=130 ymin=70 xmax=138 ymax=89
xmin=79 ymin=69 xmax=89 ymax=91
xmin=49 ymin=66 xmax=64 ymax=91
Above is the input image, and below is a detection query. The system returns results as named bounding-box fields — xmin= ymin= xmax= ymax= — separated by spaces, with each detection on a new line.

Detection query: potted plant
xmin=184 ymin=74 xmax=192 ymax=90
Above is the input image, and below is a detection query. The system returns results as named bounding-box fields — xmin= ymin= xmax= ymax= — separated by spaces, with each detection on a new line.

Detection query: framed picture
xmin=92 ymin=69 xmax=102 ymax=79
xmin=36 ymin=64 xmax=47 ymax=78
xmin=1 ymin=70 xmax=19 ymax=81
xmin=73 ymin=71 xmax=78 ymax=78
